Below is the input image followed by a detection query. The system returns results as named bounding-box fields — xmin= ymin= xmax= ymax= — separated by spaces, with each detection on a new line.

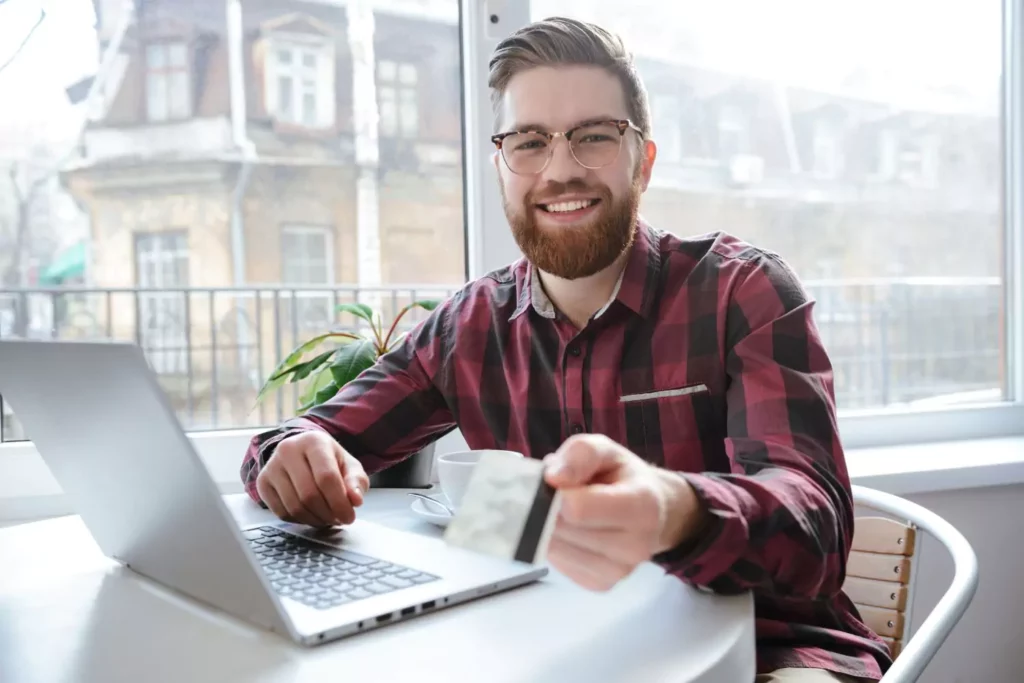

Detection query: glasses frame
xmin=491 ymin=118 xmax=644 ymax=176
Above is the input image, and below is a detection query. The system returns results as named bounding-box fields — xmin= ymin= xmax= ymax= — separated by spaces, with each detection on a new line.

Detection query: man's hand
xmin=543 ymin=434 xmax=708 ymax=592
xmin=255 ymin=430 xmax=370 ymax=528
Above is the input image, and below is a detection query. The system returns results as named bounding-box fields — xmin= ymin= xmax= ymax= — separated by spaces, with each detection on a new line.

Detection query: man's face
xmin=494 ymin=65 xmax=656 ymax=280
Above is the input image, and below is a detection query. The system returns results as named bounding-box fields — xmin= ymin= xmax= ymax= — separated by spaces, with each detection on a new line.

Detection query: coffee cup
xmin=435 ymin=449 xmax=524 ymax=510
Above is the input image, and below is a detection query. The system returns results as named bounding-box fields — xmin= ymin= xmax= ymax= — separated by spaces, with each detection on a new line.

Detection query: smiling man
xmin=241 ymin=16 xmax=891 ymax=683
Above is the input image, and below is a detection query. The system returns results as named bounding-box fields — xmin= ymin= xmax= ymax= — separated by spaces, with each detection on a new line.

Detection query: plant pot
xmin=368 ymin=442 xmax=436 ymax=489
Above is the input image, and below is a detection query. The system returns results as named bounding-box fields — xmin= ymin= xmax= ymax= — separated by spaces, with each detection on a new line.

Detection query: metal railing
xmin=0 ymin=279 xmax=1004 ymax=442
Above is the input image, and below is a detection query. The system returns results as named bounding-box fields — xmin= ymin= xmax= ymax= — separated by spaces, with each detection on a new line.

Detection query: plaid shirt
xmin=242 ymin=221 xmax=892 ymax=679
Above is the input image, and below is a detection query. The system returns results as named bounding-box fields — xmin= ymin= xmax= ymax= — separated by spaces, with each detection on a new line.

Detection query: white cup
xmin=435 ymin=449 xmax=524 ymax=510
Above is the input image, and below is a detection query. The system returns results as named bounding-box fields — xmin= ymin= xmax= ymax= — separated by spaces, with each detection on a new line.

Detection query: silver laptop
xmin=0 ymin=339 xmax=545 ymax=646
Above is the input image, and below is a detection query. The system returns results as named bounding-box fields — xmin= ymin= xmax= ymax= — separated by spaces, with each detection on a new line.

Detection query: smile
xmin=538 ymin=198 xmax=600 ymax=213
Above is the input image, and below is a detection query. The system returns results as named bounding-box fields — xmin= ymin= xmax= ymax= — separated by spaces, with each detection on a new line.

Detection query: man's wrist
xmin=653 ymin=468 xmax=709 ymax=554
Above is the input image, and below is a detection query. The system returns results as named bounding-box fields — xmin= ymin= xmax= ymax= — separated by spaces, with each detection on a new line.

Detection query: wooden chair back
xmin=845 ymin=514 xmax=918 ymax=659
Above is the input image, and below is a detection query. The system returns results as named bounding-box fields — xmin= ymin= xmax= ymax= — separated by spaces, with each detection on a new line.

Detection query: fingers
xmin=340 ymin=452 xmax=369 ymax=508
xmin=305 ymin=444 xmax=356 ymax=525
xmin=259 ymin=431 xmax=368 ymax=527
xmin=267 ymin=468 xmax=326 ymax=527
xmin=552 ymin=521 xmax=657 ymax=566
xmin=546 ymin=534 xmax=636 ymax=592
xmin=544 ymin=434 xmax=625 ymax=488
xmin=557 ymin=482 xmax=660 ymax=530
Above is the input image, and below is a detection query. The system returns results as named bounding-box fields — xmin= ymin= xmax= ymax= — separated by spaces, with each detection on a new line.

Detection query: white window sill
xmin=2 ymin=429 xmax=1023 ymax=523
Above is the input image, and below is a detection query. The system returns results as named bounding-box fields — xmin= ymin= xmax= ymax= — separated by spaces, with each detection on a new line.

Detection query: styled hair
xmin=487 ymin=16 xmax=651 ymax=141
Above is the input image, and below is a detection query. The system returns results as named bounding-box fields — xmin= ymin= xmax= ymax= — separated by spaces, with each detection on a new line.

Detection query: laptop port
xmin=401 ymin=606 xmax=415 ymax=617
xmin=376 ymin=613 xmax=393 ymax=624
xmin=422 ymin=600 xmax=436 ymax=610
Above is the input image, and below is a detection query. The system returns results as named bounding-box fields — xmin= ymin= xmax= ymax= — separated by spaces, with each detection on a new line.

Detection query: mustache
xmin=527 ymin=180 xmax=611 ymax=205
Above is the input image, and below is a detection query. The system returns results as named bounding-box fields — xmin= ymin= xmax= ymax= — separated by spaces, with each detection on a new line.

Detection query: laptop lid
xmin=0 ymin=339 xmax=292 ymax=636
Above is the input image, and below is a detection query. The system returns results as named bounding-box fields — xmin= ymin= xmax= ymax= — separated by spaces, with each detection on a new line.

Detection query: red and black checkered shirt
xmin=242 ymin=221 xmax=891 ymax=679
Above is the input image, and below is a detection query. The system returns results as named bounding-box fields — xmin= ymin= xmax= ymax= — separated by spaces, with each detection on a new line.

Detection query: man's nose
xmin=540 ymin=136 xmax=586 ymax=185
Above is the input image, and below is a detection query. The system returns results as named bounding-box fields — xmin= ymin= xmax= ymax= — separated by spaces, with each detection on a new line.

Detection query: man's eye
xmin=579 ymin=134 xmax=614 ymax=144
xmin=513 ymin=140 xmax=546 ymax=151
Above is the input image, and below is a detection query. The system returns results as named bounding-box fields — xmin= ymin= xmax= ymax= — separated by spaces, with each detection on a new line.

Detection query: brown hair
xmin=487 ymin=16 xmax=651 ymax=141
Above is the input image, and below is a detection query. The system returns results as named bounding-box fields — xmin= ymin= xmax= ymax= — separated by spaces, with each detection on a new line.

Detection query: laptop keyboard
xmin=243 ymin=525 xmax=439 ymax=611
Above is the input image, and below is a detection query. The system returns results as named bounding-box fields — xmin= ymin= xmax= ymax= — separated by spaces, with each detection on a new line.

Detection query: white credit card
xmin=442 ymin=451 xmax=561 ymax=565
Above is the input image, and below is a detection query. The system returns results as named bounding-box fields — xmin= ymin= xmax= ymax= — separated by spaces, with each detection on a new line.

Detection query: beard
xmin=501 ymin=171 xmax=643 ymax=280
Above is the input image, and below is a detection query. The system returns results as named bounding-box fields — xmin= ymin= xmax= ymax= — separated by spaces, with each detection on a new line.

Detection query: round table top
xmin=0 ymin=488 xmax=755 ymax=683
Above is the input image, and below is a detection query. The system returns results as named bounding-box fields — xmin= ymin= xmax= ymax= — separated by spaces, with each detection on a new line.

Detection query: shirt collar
xmin=509 ymin=219 xmax=662 ymax=322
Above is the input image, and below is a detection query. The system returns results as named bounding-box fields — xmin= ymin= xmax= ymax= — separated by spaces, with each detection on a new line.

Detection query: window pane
xmin=146 ymin=44 xmax=166 ymax=69
xmin=168 ymin=72 xmax=190 ymax=118
xmin=532 ymin=0 xmax=1005 ymax=412
xmin=168 ymin=42 xmax=187 ymax=67
xmin=147 ymin=74 xmax=168 ymax=121
xmin=398 ymin=63 xmax=417 ymax=85
xmin=378 ymin=59 xmax=397 ymax=82
xmin=0 ymin=1 xmax=466 ymax=437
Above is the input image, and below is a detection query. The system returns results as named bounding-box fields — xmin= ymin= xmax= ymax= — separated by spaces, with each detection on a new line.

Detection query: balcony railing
xmin=0 ymin=279 xmax=1004 ymax=442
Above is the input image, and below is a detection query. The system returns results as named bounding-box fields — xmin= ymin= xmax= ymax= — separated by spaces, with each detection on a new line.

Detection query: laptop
xmin=0 ymin=339 xmax=546 ymax=646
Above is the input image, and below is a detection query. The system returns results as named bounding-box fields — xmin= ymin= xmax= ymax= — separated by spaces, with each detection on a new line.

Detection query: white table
xmin=0 ymin=489 xmax=755 ymax=683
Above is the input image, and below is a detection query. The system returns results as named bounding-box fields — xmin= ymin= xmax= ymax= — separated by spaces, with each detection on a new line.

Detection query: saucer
xmin=410 ymin=497 xmax=453 ymax=527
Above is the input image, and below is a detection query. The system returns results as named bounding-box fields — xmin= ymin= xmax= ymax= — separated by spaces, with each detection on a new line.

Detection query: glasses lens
xmin=570 ymin=123 xmax=623 ymax=169
xmin=501 ymin=132 xmax=550 ymax=174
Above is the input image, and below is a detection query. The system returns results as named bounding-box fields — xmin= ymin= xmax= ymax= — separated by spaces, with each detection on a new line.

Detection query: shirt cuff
xmin=650 ymin=472 xmax=748 ymax=586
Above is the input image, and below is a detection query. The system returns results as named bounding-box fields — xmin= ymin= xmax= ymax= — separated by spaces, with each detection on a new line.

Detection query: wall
xmin=900 ymin=483 xmax=1024 ymax=683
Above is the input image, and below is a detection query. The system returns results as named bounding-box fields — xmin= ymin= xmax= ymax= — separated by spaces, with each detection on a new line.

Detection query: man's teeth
xmin=543 ymin=199 xmax=596 ymax=213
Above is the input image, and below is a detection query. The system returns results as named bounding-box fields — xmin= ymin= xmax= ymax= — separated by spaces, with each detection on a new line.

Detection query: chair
xmin=847 ymin=485 xmax=979 ymax=683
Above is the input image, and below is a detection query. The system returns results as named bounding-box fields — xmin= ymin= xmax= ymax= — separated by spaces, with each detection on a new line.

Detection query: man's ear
xmin=639 ymin=139 xmax=657 ymax=192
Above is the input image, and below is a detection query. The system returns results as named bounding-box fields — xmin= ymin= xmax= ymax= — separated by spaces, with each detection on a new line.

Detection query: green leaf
xmin=292 ymin=349 xmax=335 ymax=381
xmin=313 ymin=381 xmax=340 ymax=405
xmin=252 ymin=332 xmax=358 ymax=409
xmin=335 ymin=303 xmax=375 ymax=325
xmin=411 ymin=299 xmax=441 ymax=312
xmin=298 ymin=361 xmax=337 ymax=409
xmin=328 ymin=339 xmax=379 ymax=388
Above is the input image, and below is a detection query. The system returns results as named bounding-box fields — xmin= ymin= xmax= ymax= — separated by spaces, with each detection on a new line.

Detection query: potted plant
xmin=253 ymin=299 xmax=441 ymax=488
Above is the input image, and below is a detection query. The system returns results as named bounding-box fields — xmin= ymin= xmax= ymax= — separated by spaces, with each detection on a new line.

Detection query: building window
xmin=281 ymin=226 xmax=334 ymax=329
xmin=812 ymin=121 xmax=843 ymax=179
xmin=717 ymin=104 xmax=749 ymax=160
xmin=652 ymin=94 xmax=682 ymax=163
xmin=135 ymin=232 xmax=189 ymax=374
xmin=266 ymin=41 xmax=335 ymax=129
xmin=145 ymin=42 xmax=191 ymax=121
xmin=378 ymin=60 xmax=418 ymax=138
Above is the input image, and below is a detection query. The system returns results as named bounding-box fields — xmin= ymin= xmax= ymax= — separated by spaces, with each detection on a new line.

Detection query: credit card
xmin=442 ymin=451 xmax=561 ymax=565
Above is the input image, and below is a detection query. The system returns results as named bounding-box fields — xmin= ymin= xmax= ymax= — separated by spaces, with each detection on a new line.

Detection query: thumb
xmin=544 ymin=435 xmax=622 ymax=488
xmin=339 ymin=451 xmax=369 ymax=506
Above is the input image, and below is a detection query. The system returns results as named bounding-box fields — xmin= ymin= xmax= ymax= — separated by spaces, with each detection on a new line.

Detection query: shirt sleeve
xmin=652 ymin=253 xmax=854 ymax=601
xmin=240 ymin=299 xmax=458 ymax=506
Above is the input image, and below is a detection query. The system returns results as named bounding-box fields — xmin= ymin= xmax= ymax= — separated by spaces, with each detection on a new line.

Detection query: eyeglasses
xmin=491 ymin=119 xmax=643 ymax=176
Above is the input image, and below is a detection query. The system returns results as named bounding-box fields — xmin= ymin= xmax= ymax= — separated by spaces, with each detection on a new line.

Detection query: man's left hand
xmin=542 ymin=434 xmax=708 ymax=592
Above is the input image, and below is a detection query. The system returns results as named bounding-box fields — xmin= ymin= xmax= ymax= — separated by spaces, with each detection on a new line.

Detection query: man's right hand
xmin=254 ymin=430 xmax=370 ymax=527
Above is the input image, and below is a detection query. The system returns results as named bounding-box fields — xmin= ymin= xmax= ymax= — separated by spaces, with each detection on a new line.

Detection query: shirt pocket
xmin=619 ymin=383 xmax=720 ymax=471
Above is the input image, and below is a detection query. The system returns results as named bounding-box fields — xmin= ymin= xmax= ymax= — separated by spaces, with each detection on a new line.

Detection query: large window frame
xmin=1 ymin=0 xmax=1022 ymax=521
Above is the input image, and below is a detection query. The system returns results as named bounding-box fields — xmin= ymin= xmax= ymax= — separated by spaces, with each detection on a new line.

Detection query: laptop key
xmin=410 ymin=574 xmax=436 ymax=584
xmin=346 ymin=588 xmax=373 ymax=600
xmin=242 ymin=530 xmax=264 ymax=540
xmin=379 ymin=576 xmax=412 ymax=589
xmin=397 ymin=570 xmax=419 ymax=579
xmin=351 ymin=578 xmax=369 ymax=587
xmin=364 ymin=582 xmax=394 ymax=595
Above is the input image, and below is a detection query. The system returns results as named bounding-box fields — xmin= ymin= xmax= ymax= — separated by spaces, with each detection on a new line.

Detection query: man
xmin=241 ymin=16 xmax=891 ymax=683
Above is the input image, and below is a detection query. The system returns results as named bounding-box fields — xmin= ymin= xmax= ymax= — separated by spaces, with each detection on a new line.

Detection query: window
xmin=651 ymin=94 xmax=682 ymax=162
xmin=265 ymin=40 xmax=335 ymax=128
xmin=0 ymin=0 xmax=466 ymax=451
xmin=378 ymin=60 xmax=419 ymax=138
xmin=135 ymin=232 xmax=189 ymax=375
xmin=145 ymin=42 xmax=191 ymax=121
xmin=281 ymin=225 xmax=333 ymax=330
xmin=521 ymin=0 xmax=1006 ymax=417
xmin=812 ymin=121 xmax=842 ymax=179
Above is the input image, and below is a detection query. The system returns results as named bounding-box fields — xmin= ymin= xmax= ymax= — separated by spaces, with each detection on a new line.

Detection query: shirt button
xmin=571 ymin=423 xmax=584 ymax=434
xmin=568 ymin=345 xmax=581 ymax=357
